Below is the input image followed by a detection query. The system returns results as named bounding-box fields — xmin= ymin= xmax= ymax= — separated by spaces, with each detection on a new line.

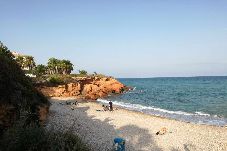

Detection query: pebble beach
xmin=46 ymin=98 xmax=227 ymax=151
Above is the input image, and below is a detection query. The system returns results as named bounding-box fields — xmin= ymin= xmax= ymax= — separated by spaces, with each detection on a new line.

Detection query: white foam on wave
xmin=97 ymin=99 xmax=227 ymax=126
xmin=125 ymin=87 xmax=145 ymax=94
xmin=195 ymin=112 xmax=210 ymax=116
xmin=97 ymin=99 xmax=193 ymax=116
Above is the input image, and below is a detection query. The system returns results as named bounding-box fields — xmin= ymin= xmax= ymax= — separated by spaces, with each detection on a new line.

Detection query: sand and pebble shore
xmin=46 ymin=97 xmax=227 ymax=151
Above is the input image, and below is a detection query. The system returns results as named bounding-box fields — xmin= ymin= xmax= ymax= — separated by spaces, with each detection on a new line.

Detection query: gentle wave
xmin=98 ymin=99 xmax=194 ymax=116
xmin=97 ymin=99 xmax=227 ymax=126
xmin=125 ymin=87 xmax=144 ymax=94
xmin=195 ymin=112 xmax=211 ymax=116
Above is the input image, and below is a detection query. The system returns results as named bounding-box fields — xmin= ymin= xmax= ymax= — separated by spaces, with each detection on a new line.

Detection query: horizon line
xmin=117 ymin=75 xmax=227 ymax=79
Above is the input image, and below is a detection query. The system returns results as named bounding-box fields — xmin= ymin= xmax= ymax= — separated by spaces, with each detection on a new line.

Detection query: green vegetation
xmin=10 ymin=48 xmax=102 ymax=78
xmin=31 ymin=58 xmax=74 ymax=76
xmin=34 ymin=64 xmax=47 ymax=76
xmin=0 ymin=41 xmax=48 ymax=113
xmin=33 ymin=73 xmax=109 ymax=87
xmin=12 ymin=52 xmax=74 ymax=76
xmin=0 ymin=41 xmax=49 ymax=135
xmin=48 ymin=75 xmax=64 ymax=85
xmin=78 ymin=70 xmax=88 ymax=75
xmin=15 ymin=55 xmax=24 ymax=67
xmin=47 ymin=58 xmax=74 ymax=75
xmin=0 ymin=41 xmax=90 ymax=151
xmin=34 ymin=74 xmax=76 ymax=86
xmin=0 ymin=120 xmax=89 ymax=151
xmin=15 ymin=55 xmax=36 ymax=70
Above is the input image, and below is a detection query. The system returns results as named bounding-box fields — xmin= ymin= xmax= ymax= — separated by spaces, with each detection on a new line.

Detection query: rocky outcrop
xmin=37 ymin=77 xmax=128 ymax=100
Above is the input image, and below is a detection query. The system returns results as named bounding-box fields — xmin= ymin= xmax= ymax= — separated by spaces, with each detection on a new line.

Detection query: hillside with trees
xmin=14 ymin=53 xmax=74 ymax=76
xmin=0 ymin=41 xmax=49 ymax=132
xmin=0 ymin=41 xmax=89 ymax=151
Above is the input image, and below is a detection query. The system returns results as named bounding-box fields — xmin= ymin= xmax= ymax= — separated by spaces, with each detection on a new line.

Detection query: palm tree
xmin=34 ymin=64 xmax=46 ymax=76
xmin=47 ymin=58 xmax=59 ymax=74
xmin=24 ymin=56 xmax=36 ymax=70
xmin=47 ymin=58 xmax=73 ymax=75
xmin=15 ymin=56 xmax=24 ymax=68
xmin=61 ymin=60 xmax=73 ymax=74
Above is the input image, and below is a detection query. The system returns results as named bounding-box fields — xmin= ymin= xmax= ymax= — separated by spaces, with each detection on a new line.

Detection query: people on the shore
xmin=100 ymin=101 xmax=114 ymax=111
xmin=113 ymin=137 xmax=125 ymax=151
xmin=102 ymin=105 xmax=109 ymax=111
xmin=105 ymin=105 xmax=109 ymax=111
xmin=109 ymin=101 xmax=113 ymax=111
xmin=101 ymin=103 xmax=114 ymax=111
xmin=156 ymin=127 xmax=167 ymax=135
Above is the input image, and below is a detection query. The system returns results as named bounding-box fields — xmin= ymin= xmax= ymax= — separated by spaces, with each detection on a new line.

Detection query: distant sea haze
xmin=98 ymin=76 xmax=227 ymax=126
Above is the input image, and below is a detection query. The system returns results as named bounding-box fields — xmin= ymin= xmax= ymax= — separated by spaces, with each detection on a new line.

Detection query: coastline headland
xmin=36 ymin=76 xmax=129 ymax=100
xmin=35 ymin=75 xmax=227 ymax=150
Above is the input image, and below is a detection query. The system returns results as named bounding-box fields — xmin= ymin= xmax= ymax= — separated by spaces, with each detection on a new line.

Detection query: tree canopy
xmin=15 ymin=55 xmax=36 ymax=71
xmin=34 ymin=64 xmax=46 ymax=76
xmin=79 ymin=70 xmax=88 ymax=75
xmin=2 ymin=42 xmax=83 ymax=76
xmin=0 ymin=41 xmax=14 ymax=60
xmin=0 ymin=41 xmax=49 ymax=125
xmin=47 ymin=58 xmax=74 ymax=75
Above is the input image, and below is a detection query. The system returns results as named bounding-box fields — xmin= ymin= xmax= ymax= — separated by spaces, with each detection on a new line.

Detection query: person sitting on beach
xmin=102 ymin=104 xmax=105 ymax=110
xmin=156 ymin=127 xmax=167 ymax=135
xmin=109 ymin=101 xmax=113 ymax=111
xmin=102 ymin=105 xmax=109 ymax=111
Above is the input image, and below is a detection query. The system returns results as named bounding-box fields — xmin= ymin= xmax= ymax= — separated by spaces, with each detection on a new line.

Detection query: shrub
xmin=0 ymin=122 xmax=89 ymax=151
xmin=0 ymin=41 xmax=49 ymax=131
xmin=34 ymin=64 xmax=46 ymax=76
xmin=48 ymin=75 xmax=63 ymax=85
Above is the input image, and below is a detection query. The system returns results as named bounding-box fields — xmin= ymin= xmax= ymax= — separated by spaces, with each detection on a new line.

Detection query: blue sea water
xmin=97 ymin=76 xmax=227 ymax=126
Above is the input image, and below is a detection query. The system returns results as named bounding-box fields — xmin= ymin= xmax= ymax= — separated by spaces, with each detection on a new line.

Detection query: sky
xmin=0 ymin=0 xmax=227 ymax=78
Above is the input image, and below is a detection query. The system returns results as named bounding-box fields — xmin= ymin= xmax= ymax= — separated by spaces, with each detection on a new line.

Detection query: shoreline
xmin=50 ymin=97 xmax=227 ymax=128
xmin=46 ymin=97 xmax=227 ymax=151
xmin=107 ymin=104 xmax=227 ymax=128
xmin=106 ymin=104 xmax=225 ymax=128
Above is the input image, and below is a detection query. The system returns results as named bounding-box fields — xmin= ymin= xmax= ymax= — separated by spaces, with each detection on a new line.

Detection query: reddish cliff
xmin=37 ymin=77 xmax=127 ymax=100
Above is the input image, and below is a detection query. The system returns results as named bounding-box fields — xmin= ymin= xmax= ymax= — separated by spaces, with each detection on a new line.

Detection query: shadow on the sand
xmin=171 ymin=143 xmax=196 ymax=151
xmin=48 ymin=100 xmax=162 ymax=151
xmin=118 ymin=125 xmax=162 ymax=151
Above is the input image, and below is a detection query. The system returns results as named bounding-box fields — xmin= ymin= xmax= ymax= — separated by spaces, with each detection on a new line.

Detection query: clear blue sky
xmin=1 ymin=0 xmax=227 ymax=78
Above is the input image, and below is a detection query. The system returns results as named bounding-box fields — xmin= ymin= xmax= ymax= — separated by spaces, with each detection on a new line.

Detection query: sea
xmin=97 ymin=76 xmax=227 ymax=126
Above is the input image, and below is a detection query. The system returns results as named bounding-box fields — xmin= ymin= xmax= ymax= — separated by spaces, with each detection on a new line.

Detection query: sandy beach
xmin=46 ymin=98 xmax=227 ymax=151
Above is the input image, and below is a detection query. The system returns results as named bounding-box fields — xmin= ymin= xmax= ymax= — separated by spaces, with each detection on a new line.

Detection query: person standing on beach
xmin=109 ymin=101 xmax=113 ymax=111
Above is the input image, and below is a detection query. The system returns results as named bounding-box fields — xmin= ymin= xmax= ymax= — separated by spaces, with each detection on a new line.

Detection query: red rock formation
xmin=37 ymin=77 xmax=127 ymax=100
